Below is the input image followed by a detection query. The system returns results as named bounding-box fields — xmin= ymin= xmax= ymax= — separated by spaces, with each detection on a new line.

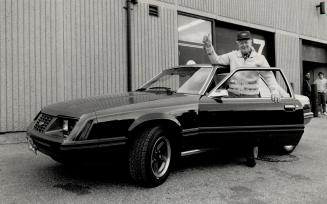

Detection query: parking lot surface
xmin=0 ymin=117 xmax=326 ymax=204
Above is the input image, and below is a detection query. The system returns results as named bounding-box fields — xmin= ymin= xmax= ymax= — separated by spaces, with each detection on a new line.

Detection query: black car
xmin=26 ymin=65 xmax=312 ymax=187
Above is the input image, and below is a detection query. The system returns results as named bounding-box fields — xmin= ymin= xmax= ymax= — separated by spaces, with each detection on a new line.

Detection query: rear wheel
xmin=128 ymin=125 xmax=173 ymax=187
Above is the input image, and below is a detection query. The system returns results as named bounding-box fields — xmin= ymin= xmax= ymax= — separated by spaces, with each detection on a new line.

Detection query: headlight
xmin=45 ymin=117 xmax=77 ymax=138
xmin=63 ymin=120 xmax=69 ymax=132
xmin=61 ymin=119 xmax=76 ymax=137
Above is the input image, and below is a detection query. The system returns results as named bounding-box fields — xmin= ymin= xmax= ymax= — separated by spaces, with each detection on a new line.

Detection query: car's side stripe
xmin=182 ymin=124 xmax=304 ymax=136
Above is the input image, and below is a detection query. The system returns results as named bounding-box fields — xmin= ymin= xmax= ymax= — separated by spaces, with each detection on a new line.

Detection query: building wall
xmin=0 ymin=0 xmax=127 ymax=132
xmin=0 ymin=0 xmax=327 ymax=132
xmin=275 ymin=33 xmax=301 ymax=94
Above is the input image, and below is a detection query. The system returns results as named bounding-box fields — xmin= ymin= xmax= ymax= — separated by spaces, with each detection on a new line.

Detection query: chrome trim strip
xmin=181 ymin=148 xmax=217 ymax=157
xmin=182 ymin=128 xmax=199 ymax=133
xmin=63 ymin=136 xmax=128 ymax=146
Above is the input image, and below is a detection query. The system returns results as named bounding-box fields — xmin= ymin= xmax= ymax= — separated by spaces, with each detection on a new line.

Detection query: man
xmin=203 ymin=31 xmax=279 ymax=102
xmin=314 ymin=72 xmax=327 ymax=115
xmin=203 ymin=31 xmax=280 ymax=167
xmin=303 ymin=72 xmax=311 ymax=98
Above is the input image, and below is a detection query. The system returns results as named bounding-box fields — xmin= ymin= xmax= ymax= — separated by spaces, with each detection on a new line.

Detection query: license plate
xmin=26 ymin=137 xmax=37 ymax=155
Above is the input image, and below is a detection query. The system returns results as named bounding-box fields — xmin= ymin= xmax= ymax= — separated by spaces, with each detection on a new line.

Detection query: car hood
xmin=41 ymin=92 xmax=193 ymax=118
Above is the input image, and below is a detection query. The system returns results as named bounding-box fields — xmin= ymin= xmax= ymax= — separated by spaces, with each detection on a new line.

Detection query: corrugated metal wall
xmin=275 ymin=33 xmax=301 ymax=94
xmin=131 ymin=2 xmax=178 ymax=89
xmin=0 ymin=0 xmax=127 ymax=132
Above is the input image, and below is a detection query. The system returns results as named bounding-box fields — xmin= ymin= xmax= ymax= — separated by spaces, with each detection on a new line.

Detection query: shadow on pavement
xmin=39 ymin=148 xmax=260 ymax=188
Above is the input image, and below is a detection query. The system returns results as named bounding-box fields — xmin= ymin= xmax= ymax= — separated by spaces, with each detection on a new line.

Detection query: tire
xmin=128 ymin=125 xmax=173 ymax=187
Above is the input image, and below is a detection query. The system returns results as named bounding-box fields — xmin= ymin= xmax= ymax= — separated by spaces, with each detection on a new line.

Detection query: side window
xmin=259 ymin=71 xmax=291 ymax=98
xmin=258 ymin=78 xmax=271 ymax=97
xmin=206 ymin=71 xmax=227 ymax=93
xmin=210 ymin=69 xmax=291 ymax=99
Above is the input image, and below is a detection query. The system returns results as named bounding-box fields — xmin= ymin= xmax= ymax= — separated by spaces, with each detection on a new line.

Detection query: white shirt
xmin=314 ymin=78 xmax=327 ymax=93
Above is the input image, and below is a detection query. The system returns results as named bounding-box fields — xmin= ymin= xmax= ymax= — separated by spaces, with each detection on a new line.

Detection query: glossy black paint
xmin=26 ymin=66 xmax=308 ymax=160
xmin=194 ymin=96 xmax=304 ymax=149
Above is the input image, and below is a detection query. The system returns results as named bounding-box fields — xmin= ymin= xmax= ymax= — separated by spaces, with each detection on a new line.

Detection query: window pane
xmin=178 ymin=68 xmax=212 ymax=94
xmin=178 ymin=15 xmax=212 ymax=65
xmin=142 ymin=67 xmax=212 ymax=94
xmin=259 ymin=71 xmax=291 ymax=98
xmin=216 ymin=69 xmax=291 ymax=98
xmin=275 ymin=71 xmax=291 ymax=98
xmin=178 ymin=15 xmax=212 ymax=44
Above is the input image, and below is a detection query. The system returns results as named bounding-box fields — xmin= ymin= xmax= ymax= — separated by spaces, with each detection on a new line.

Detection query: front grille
xmin=34 ymin=113 xmax=54 ymax=133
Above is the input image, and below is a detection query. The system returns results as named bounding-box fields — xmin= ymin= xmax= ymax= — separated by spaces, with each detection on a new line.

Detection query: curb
xmin=0 ymin=132 xmax=27 ymax=145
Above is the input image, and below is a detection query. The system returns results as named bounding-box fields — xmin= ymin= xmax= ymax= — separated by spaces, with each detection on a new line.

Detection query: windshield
xmin=139 ymin=67 xmax=213 ymax=94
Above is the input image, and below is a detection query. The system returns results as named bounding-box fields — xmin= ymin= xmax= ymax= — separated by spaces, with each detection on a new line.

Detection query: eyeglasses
xmin=236 ymin=40 xmax=251 ymax=45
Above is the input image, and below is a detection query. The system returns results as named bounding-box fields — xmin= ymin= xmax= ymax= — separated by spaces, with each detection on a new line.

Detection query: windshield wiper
xmin=148 ymin=87 xmax=176 ymax=94
xmin=135 ymin=88 xmax=146 ymax=92
xmin=148 ymin=86 xmax=171 ymax=91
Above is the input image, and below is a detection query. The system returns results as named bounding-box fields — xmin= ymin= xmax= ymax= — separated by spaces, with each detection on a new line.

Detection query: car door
xmin=196 ymin=68 xmax=304 ymax=149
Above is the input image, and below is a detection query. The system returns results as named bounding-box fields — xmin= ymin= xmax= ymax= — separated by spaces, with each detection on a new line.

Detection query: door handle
xmin=284 ymin=104 xmax=296 ymax=111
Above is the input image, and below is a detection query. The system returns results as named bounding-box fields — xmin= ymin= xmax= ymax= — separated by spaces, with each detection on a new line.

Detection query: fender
xmin=128 ymin=112 xmax=181 ymax=132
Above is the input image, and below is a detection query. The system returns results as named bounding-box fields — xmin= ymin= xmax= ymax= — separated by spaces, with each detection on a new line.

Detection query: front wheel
xmin=128 ymin=126 xmax=173 ymax=187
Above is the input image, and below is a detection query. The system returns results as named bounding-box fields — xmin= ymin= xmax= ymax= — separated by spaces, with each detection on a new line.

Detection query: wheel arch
xmin=127 ymin=113 xmax=182 ymax=145
xmin=128 ymin=113 xmax=181 ymax=132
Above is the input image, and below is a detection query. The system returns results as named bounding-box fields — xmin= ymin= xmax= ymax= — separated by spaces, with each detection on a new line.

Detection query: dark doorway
xmin=302 ymin=40 xmax=327 ymax=95
xmin=303 ymin=61 xmax=327 ymax=85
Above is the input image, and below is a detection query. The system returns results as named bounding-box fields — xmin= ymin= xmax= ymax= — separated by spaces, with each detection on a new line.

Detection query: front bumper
xmin=26 ymin=129 xmax=128 ymax=160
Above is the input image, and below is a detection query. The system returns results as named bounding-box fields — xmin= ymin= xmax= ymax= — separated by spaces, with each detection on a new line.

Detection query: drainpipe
xmin=125 ymin=0 xmax=137 ymax=92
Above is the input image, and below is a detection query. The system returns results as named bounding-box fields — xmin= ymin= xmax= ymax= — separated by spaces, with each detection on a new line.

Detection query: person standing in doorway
xmin=303 ymin=72 xmax=311 ymax=98
xmin=314 ymin=72 xmax=327 ymax=115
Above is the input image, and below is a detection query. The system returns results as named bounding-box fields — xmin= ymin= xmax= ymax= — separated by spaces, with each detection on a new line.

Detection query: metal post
xmin=311 ymin=84 xmax=319 ymax=117
xmin=125 ymin=0 xmax=133 ymax=92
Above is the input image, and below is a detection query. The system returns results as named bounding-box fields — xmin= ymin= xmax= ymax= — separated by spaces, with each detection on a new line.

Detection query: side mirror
xmin=209 ymin=89 xmax=229 ymax=98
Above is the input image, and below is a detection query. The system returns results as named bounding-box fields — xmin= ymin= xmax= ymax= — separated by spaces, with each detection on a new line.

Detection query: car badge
xmin=38 ymin=121 xmax=45 ymax=126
